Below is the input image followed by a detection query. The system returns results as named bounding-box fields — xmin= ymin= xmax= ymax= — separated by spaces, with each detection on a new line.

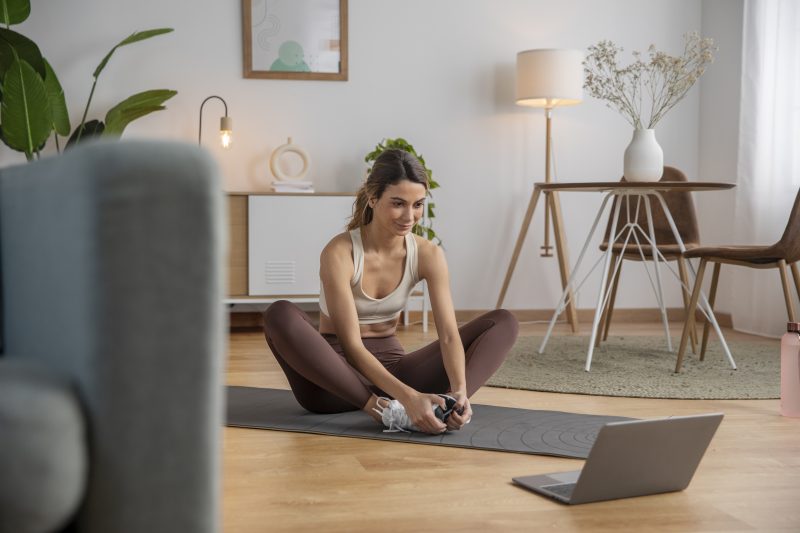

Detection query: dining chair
xmin=675 ymin=187 xmax=800 ymax=372
xmin=596 ymin=166 xmax=699 ymax=350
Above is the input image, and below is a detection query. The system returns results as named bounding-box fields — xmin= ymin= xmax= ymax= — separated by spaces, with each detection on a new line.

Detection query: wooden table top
xmin=535 ymin=181 xmax=735 ymax=192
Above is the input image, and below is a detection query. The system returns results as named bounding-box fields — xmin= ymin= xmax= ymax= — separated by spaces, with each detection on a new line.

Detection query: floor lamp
xmin=497 ymin=49 xmax=583 ymax=332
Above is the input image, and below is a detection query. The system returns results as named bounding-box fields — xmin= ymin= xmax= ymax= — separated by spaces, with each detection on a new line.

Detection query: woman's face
xmin=369 ymin=180 xmax=427 ymax=236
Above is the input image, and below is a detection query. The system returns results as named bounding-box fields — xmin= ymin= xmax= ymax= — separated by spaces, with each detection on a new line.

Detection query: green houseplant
xmin=0 ymin=0 xmax=176 ymax=160
xmin=364 ymin=137 xmax=442 ymax=246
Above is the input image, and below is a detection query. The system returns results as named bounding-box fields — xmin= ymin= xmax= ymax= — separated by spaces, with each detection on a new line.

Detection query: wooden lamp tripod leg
xmin=548 ymin=191 xmax=579 ymax=331
xmin=496 ymin=107 xmax=578 ymax=333
xmin=543 ymin=108 xmax=577 ymax=331
xmin=495 ymin=187 xmax=579 ymax=332
xmin=496 ymin=186 xmax=542 ymax=309
xmin=540 ymin=109 xmax=554 ymax=257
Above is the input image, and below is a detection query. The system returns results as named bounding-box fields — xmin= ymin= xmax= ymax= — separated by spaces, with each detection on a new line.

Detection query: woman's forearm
xmin=440 ymin=337 xmax=467 ymax=393
xmin=345 ymin=346 xmax=417 ymax=401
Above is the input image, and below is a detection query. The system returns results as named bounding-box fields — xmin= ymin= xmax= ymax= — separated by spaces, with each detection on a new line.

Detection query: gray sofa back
xmin=0 ymin=141 xmax=225 ymax=533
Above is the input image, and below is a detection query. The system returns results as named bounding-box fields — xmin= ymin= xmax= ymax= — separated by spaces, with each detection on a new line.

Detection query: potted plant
xmin=0 ymin=0 xmax=176 ymax=160
xmin=583 ymin=32 xmax=715 ymax=181
xmin=364 ymin=137 xmax=442 ymax=246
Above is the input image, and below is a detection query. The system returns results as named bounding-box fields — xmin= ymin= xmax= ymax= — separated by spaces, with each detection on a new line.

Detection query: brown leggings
xmin=262 ymin=300 xmax=519 ymax=414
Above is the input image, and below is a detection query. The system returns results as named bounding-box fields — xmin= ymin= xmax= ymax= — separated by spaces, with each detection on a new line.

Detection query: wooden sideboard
xmin=226 ymin=192 xmax=354 ymax=301
xmin=226 ymin=192 xmax=429 ymax=329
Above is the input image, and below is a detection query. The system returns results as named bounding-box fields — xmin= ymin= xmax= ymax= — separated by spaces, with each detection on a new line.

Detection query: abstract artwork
xmin=242 ymin=0 xmax=348 ymax=80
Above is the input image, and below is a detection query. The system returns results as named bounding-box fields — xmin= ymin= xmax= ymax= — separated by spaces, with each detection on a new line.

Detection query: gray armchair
xmin=0 ymin=141 xmax=225 ymax=533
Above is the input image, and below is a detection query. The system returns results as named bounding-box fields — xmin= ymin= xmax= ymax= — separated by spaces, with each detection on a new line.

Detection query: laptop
xmin=512 ymin=413 xmax=723 ymax=505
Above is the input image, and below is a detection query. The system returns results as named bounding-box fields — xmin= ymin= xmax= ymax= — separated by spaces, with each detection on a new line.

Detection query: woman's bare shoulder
xmin=321 ymin=230 xmax=354 ymax=264
xmin=413 ymin=234 xmax=443 ymax=259
xmin=413 ymin=234 xmax=446 ymax=279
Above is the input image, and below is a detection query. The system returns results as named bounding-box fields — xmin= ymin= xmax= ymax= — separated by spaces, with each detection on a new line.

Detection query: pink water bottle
xmin=780 ymin=322 xmax=800 ymax=417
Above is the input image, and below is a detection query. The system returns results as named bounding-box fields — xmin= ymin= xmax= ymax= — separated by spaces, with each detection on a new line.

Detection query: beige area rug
xmin=486 ymin=335 xmax=780 ymax=399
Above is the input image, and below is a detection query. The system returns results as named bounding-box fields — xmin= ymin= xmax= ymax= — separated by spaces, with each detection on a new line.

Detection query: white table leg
xmin=643 ymin=195 xmax=672 ymax=352
xmin=540 ymin=192 xmax=615 ymax=353
xmin=653 ymin=192 xmax=736 ymax=369
xmin=585 ymin=194 xmax=624 ymax=371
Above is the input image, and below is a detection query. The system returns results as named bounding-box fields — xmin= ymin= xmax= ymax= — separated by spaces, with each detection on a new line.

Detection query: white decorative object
xmin=623 ymin=129 xmax=663 ymax=182
xmin=583 ymin=34 xmax=715 ymax=130
xmin=583 ymin=34 xmax=714 ymax=184
xmin=270 ymin=137 xmax=310 ymax=181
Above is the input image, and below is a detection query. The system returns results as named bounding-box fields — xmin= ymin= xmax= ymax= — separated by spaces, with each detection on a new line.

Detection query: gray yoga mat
xmin=226 ymin=386 xmax=634 ymax=459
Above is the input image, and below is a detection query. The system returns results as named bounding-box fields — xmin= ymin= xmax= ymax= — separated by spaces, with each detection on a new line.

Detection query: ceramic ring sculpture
xmin=270 ymin=137 xmax=310 ymax=181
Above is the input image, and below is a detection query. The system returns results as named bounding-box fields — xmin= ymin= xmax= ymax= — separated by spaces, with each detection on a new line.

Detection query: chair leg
xmin=779 ymin=260 xmax=797 ymax=322
xmin=676 ymin=258 xmax=708 ymax=373
xmin=791 ymin=262 xmax=800 ymax=304
xmin=602 ymin=256 xmax=622 ymax=342
xmin=678 ymin=257 xmax=697 ymax=354
xmin=596 ymin=252 xmax=620 ymax=347
xmin=700 ymin=262 xmax=721 ymax=361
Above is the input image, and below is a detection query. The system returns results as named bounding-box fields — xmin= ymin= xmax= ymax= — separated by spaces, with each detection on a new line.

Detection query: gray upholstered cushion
xmin=0 ymin=140 xmax=224 ymax=533
xmin=0 ymin=360 xmax=87 ymax=533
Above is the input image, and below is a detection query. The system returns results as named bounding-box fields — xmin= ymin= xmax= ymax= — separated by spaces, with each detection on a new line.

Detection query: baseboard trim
xmin=229 ymin=307 xmax=732 ymax=330
xmin=449 ymin=308 xmax=732 ymax=328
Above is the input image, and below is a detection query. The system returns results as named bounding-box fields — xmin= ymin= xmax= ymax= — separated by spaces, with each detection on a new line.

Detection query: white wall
xmin=6 ymin=0 xmax=744 ymax=311
xmin=698 ymin=0 xmax=744 ymax=315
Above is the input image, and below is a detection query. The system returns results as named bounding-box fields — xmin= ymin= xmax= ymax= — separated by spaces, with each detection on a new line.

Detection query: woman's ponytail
xmin=348 ymin=186 xmax=372 ymax=230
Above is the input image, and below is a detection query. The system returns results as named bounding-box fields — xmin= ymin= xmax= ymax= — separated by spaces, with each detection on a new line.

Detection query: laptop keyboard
xmin=542 ymin=482 xmax=576 ymax=499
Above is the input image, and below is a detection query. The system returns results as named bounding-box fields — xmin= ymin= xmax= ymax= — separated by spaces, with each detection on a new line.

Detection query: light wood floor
xmin=223 ymin=320 xmax=800 ymax=532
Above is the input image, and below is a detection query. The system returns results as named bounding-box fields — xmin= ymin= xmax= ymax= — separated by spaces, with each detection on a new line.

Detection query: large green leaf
xmin=103 ymin=89 xmax=176 ymax=136
xmin=92 ymin=28 xmax=173 ymax=79
xmin=65 ymin=119 xmax=104 ymax=149
xmin=0 ymin=27 xmax=44 ymax=82
xmin=43 ymin=58 xmax=70 ymax=135
xmin=103 ymin=106 xmax=164 ymax=138
xmin=0 ymin=0 xmax=30 ymax=26
xmin=0 ymin=56 xmax=51 ymax=157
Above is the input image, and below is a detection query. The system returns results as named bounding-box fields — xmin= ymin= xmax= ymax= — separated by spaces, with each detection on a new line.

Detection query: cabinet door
xmin=248 ymin=195 xmax=354 ymax=296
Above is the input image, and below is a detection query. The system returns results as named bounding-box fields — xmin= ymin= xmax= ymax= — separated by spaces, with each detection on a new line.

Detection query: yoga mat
xmin=226 ymin=386 xmax=634 ymax=459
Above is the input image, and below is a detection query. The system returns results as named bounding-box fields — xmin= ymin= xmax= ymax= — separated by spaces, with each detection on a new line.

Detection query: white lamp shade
xmin=515 ymin=49 xmax=584 ymax=108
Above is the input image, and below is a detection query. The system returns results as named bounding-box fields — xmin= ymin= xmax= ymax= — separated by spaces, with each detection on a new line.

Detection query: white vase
xmin=623 ymin=129 xmax=663 ymax=182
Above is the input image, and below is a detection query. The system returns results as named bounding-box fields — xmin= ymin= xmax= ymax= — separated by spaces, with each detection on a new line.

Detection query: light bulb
xmin=220 ymin=116 xmax=233 ymax=149
xmin=220 ymin=130 xmax=232 ymax=149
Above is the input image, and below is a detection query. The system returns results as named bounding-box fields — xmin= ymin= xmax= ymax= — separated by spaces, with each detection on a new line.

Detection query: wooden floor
xmin=223 ymin=320 xmax=800 ymax=532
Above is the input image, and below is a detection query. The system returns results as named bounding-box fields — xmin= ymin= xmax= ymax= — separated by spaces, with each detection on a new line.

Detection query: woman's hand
xmin=445 ymin=390 xmax=472 ymax=431
xmin=401 ymin=392 xmax=447 ymax=434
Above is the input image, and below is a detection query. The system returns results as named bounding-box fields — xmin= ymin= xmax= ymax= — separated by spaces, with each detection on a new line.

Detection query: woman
xmin=263 ymin=149 xmax=518 ymax=434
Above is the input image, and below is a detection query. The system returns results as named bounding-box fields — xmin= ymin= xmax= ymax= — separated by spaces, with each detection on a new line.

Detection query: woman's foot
xmin=367 ymin=394 xmax=456 ymax=433
xmin=372 ymin=397 xmax=420 ymax=432
xmin=363 ymin=394 xmax=386 ymax=424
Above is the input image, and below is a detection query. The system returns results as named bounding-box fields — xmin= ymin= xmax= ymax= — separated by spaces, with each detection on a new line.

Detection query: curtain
xmin=733 ymin=0 xmax=800 ymax=337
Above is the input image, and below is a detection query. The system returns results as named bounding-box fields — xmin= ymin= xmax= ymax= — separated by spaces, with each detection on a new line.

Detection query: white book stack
xmin=271 ymin=180 xmax=314 ymax=193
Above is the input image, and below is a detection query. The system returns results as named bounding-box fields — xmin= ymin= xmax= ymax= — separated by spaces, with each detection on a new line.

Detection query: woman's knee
xmin=262 ymin=300 xmax=301 ymax=336
xmin=483 ymin=309 xmax=519 ymax=338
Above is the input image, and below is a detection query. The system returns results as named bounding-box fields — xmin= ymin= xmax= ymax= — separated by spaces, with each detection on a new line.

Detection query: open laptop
xmin=512 ymin=413 xmax=723 ymax=505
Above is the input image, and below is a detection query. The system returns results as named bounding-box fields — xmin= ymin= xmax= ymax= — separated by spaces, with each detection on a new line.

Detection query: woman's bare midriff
xmin=318 ymin=312 xmax=397 ymax=338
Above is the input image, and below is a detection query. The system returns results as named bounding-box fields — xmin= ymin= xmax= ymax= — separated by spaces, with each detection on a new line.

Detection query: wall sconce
xmin=198 ymin=95 xmax=232 ymax=149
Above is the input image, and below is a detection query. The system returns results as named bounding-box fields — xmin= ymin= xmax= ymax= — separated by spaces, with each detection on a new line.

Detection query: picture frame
xmin=242 ymin=0 xmax=348 ymax=81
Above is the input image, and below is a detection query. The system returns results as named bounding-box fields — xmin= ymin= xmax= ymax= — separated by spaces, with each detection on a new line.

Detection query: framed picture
xmin=242 ymin=0 xmax=348 ymax=81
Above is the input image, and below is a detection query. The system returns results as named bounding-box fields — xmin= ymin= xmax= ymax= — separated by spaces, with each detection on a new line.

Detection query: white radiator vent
xmin=265 ymin=261 xmax=296 ymax=284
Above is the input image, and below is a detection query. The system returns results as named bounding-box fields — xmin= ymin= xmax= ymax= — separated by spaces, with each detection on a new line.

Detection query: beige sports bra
xmin=319 ymin=228 xmax=420 ymax=324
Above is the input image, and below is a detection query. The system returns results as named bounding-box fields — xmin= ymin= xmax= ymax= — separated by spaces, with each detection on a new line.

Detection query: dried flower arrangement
xmin=583 ymin=32 xmax=716 ymax=129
